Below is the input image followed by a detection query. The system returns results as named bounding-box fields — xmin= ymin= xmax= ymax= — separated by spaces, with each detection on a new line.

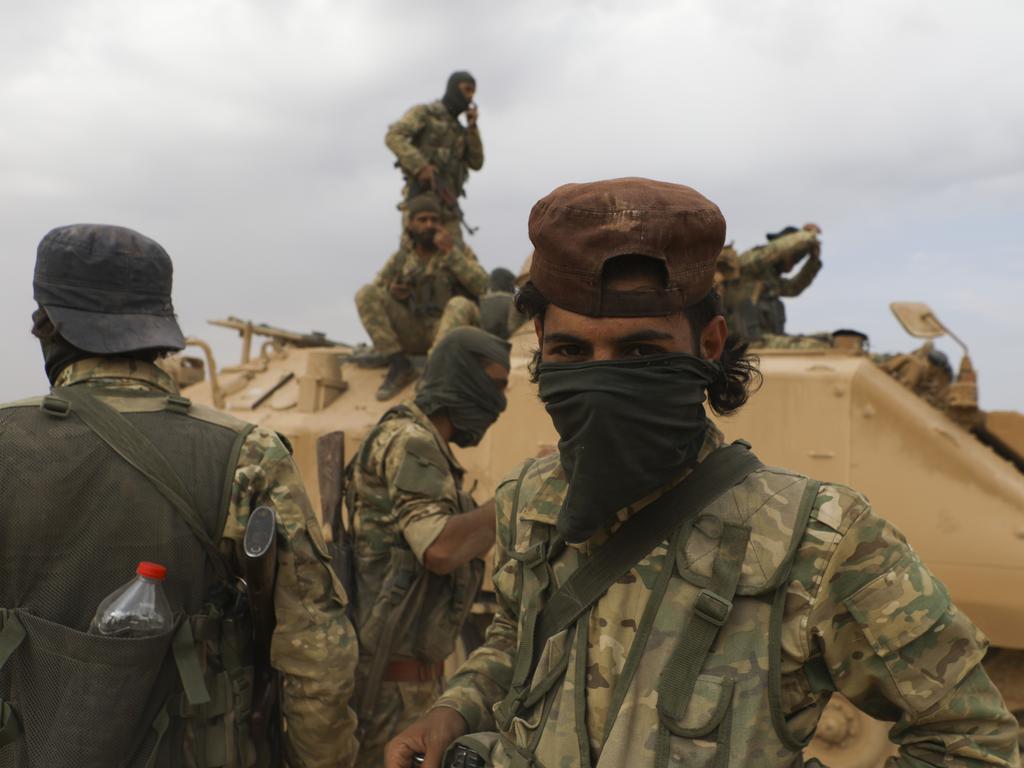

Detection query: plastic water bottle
xmin=89 ymin=561 xmax=174 ymax=637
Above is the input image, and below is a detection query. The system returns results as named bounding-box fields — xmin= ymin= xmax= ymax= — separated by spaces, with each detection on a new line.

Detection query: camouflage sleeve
xmin=223 ymin=428 xmax=359 ymax=768
xmin=465 ymin=125 xmax=484 ymax=171
xmin=801 ymin=485 xmax=1019 ymax=767
xmin=385 ymin=104 xmax=430 ymax=176
xmin=778 ymin=251 xmax=822 ymax=297
xmin=374 ymin=250 xmax=404 ymax=289
xmin=432 ymin=470 xmax=522 ymax=730
xmin=441 ymin=244 xmax=489 ymax=299
xmin=380 ymin=425 xmax=460 ymax=563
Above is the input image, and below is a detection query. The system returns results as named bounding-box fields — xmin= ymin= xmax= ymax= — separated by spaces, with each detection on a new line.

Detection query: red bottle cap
xmin=136 ymin=561 xmax=168 ymax=581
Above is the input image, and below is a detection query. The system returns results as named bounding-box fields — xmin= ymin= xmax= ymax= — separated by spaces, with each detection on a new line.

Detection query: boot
xmin=376 ymin=353 xmax=417 ymax=401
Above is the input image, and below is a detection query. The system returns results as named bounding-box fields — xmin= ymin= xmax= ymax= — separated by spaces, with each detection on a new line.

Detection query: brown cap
xmin=528 ymin=177 xmax=726 ymax=317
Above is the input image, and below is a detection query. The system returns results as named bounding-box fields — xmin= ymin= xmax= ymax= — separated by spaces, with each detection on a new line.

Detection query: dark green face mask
xmin=415 ymin=327 xmax=511 ymax=448
xmin=537 ymin=353 xmax=718 ymax=543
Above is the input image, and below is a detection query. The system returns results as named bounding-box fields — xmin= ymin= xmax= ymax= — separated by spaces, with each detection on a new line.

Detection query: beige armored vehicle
xmin=175 ymin=305 xmax=1024 ymax=767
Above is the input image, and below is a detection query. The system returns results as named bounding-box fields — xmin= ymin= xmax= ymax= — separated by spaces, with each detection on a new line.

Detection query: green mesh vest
xmin=0 ymin=387 xmax=254 ymax=768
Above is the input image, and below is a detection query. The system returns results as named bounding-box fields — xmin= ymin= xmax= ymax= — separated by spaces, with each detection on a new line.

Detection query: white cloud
xmin=1 ymin=0 xmax=1022 ymax=409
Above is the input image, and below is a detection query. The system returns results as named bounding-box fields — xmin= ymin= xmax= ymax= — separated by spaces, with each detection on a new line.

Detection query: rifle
xmin=407 ymin=170 xmax=478 ymax=236
xmin=317 ymin=431 xmax=356 ymax=618
xmin=240 ymin=505 xmax=282 ymax=765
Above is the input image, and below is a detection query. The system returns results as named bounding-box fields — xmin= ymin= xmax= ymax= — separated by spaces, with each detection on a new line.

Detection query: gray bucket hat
xmin=33 ymin=224 xmax=186 ymax=354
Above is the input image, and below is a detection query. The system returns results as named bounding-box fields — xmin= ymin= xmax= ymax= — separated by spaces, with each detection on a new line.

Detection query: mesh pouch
xmin=7 ymin=609 xmax=178 ymax=768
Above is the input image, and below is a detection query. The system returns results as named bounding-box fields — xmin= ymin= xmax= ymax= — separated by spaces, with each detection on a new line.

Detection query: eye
xmin=547 ymin=344 xmax=586 ymax=359
xmin=624 ymin=344 xmax=667 ymax=357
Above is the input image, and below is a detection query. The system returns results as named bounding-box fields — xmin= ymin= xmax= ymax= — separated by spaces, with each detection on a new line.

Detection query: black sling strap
xmin=53 ymin=387 xmax=228 ymax=579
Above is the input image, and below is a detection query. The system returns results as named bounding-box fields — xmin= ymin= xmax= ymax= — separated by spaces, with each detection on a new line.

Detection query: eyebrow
xmin=543 ymin=332 xmax=589 ymax=344
xmin=613 ymin=330 xmax=676 ymax=344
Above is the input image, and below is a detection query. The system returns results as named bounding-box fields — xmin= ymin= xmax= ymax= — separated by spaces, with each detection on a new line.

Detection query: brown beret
xmin=528 ymin=177 xmax=726 ymax=316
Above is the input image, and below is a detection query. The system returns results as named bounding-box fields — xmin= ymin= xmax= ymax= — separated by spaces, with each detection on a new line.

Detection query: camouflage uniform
xmin=355 ymin=243 xmax=488 ymax=357
xmin=348 ymin=402 xmax=482 ymax=768
xmin=435 ymin=425 xmax=1020 ymax=766
xmin=731 ymin=230 xmax=823 ymax=339
xmin=878 ymin=342 xmax=953 ymax=411
xmin=386 ymin=100 xmax=484 ymax=241
xmin=756 ymin=333 xmax=833 ymax=350
xmin=53 ymin=358 xmax=360 ymax=768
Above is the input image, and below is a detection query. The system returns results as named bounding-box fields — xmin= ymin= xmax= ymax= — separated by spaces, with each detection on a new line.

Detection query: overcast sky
xmin=1 ymin=0 xmax=1021 ymax=409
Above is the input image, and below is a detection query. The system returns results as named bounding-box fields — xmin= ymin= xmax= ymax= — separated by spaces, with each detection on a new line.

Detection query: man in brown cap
xmin=355 ymin=193 xmax=489 ymax=401
xmin=385 ymin=179 xmax=1018 ymax=768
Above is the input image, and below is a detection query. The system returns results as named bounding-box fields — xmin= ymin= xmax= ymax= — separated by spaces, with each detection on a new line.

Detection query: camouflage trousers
xmin=355 ymin=284 xmax=480 ymax=357
xmin=355 ymin=679 xmax=442 ymax=768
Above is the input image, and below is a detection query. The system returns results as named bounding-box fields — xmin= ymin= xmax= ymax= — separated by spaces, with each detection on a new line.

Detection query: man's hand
xmin=433 ymin=227 xmax=455 ymax=255
xmin=390 ymin=281 xmax=412 ymax=301
xmin=416 ymin=164 xmax=437 ymax=187
xmin=466 ymin=104 xmax=478 ymax=127
xmin=385 ymin=706 xmax=468 ymax=768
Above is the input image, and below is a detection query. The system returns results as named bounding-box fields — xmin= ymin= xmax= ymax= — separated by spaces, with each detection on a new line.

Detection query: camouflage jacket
xmin=737 ymin=229 xmax=823 ymax=303
xmin=385 ymin=100 xmax=484 ymax=208
xmin=374 ymin=243 xmax=489 ymax=318
xmin=53 ymin=359 xmax=360 ymax=768
xmin=347 ymin=402 xmax=482 ymax=663
xmin=436 ymin=426 xmax=1019 ymax=766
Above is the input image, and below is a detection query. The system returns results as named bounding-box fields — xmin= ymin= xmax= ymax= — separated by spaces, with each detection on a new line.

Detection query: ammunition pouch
xmin=354 ymin=548 xmax=422 ymax=653
xmin=415 ymin=558 xmax=484 ymax=663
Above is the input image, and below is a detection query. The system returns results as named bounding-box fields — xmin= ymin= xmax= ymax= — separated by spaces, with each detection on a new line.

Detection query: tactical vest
xmin=415 ymin=102 xmax=470 ymax=196
xmin=464 ymin=464 xmax=821 ymax=768
xmin=0 ymin=387 xmax=256 ymax=768
xmin=346 ymin=406 xmax=482 ymax=665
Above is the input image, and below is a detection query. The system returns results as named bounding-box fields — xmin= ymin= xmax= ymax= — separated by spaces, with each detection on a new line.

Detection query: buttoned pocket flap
xmin=844 ymin=552 xmax=949 ymax=657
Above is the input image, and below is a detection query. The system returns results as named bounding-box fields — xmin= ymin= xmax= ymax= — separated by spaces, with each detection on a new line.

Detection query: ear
xmin=700 ymin=316 xmax=728 ymax=361
xmin=533 ymin=317 xmax=543 ymax=348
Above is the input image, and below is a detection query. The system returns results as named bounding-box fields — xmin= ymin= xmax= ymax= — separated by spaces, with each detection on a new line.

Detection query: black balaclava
xmin=415 ymin=326 xmax=510 ymax=447
xmin=538 ymin=352 xmax=719 ymax=543
xmin=442 ymin=71 xmax=476 ymax=117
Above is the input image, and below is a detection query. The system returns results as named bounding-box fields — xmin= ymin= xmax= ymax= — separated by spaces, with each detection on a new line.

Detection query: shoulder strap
xmin=530 ymin=442 xmax=762 ymax=670
xmin=54 ymin=387 xmax=228 ymax=579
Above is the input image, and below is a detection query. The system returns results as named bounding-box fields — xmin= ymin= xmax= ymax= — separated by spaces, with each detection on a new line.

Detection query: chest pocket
xmin=394 ymin=442 xmax=449 ymax=497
